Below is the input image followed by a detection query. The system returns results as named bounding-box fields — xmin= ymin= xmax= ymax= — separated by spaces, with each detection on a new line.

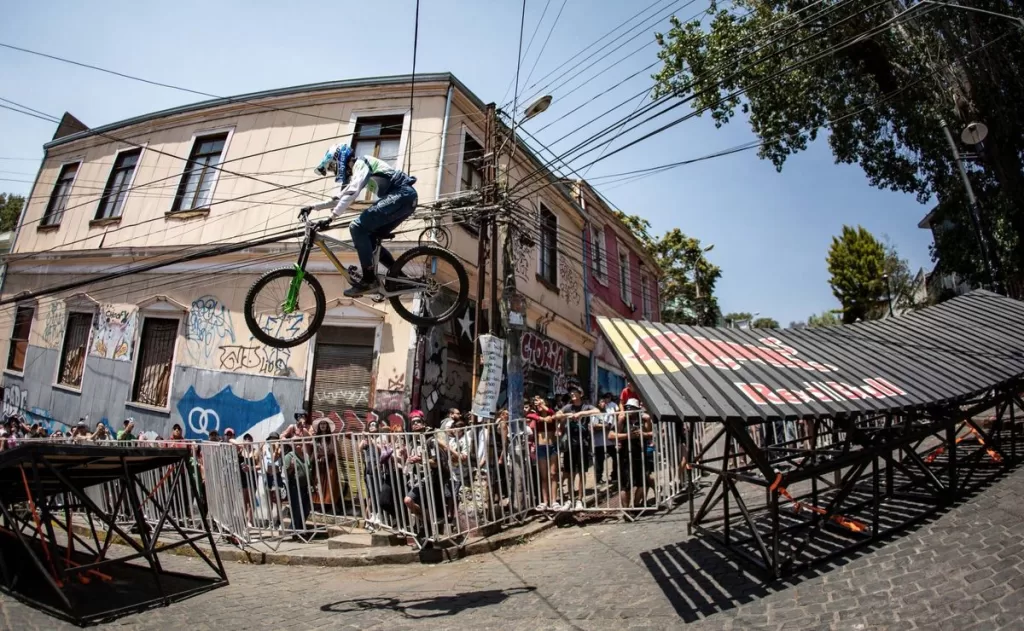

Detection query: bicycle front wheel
xmin=244 ymin=267 xmax=326 ymax=348
xmin=386 ymin=246 xmax=469 ymax=327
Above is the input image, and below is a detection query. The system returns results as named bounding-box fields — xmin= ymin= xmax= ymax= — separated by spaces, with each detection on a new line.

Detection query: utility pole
xmin=471 ymin=103 xmax=496 ymax=397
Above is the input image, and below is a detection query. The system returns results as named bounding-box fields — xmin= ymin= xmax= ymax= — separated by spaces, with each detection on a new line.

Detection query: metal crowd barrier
xmin=2 ymin=411 xmax=694 ymax=551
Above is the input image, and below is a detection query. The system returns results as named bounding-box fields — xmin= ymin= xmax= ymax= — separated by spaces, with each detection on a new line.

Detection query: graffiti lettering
xmin=387 ymin=372 xmax=405 ymax=391
xmin=521 ymin=331 xmax=566 ymax=373
xmin=91 ymin=305 xmax=138 ymax=362
xmin=257 ymin=313 xmax=304 ymax=340
xmin=42 ymin=301 xmax=66 ymax=348
xmin=186 ymin=295 xmax=236 ymax=362
xmin=217 ymin=345 xmax=292 ymax=376
xmin=736 ymin=378 xmax=907 ymax=406
xmin=314 ymin=388 xmax=370 ymax=407
xmin=313 ymin=409 xmax=410 ymax=433
xmin=2 ymin=383 xmax=28 ymax=419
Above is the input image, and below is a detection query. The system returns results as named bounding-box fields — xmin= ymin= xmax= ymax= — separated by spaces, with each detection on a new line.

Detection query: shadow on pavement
xmin=641 ymin=465 xmax=1011 ymax=623
xmin=319 ymin=586 xmax=537 ymax=619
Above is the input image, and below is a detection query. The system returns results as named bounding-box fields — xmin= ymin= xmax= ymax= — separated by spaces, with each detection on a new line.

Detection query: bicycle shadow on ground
xmin=319 ymin=586 xmax=537 ymax=620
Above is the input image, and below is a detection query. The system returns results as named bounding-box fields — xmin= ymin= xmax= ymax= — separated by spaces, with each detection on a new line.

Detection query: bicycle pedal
xmin=370 ymin=293 xmax=386 ymax=303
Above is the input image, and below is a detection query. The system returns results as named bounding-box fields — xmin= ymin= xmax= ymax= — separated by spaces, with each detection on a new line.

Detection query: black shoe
xmin=344 ymin=278 xmax=381 ymax=297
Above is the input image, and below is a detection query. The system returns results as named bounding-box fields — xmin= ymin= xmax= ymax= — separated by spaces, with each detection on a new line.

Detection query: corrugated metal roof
xmin=597 ymin=290 xmax=1024 ymax=422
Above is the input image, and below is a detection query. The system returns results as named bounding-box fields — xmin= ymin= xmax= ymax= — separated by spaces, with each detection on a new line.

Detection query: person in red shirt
xmin=620 ymin=380 xmax=641 ymax=409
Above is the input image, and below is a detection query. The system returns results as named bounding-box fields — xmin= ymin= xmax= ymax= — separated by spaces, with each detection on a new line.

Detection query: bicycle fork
xmin=284 ymin=237 xmax=316 ymax=313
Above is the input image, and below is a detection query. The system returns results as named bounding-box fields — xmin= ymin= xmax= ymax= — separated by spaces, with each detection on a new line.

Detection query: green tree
xmin=0 ymin=193 xmax=25 ymax=233
xmin=652 ymin=1 xmax=1024 ymax=282
xmin=752 ymin=317 xmax=780 ymax=329
xmin=807 ymin=310 xmax=842 ymax=328
xmin=613 ymin=211 xmax=721 ymax=326
xmin=881 ymin=238 xmax=925 ymax=312
xmin=827 ymin=225 xmax=887 ymax=323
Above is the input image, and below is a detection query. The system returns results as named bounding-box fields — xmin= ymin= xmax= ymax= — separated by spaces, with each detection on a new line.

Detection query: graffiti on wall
xmin=314 ymin=387 xmax=370 ymax=408
xmin=253 ymin=314 xmax=305 ymax=343
xmin=521 ymin=330 xmax=566 ymax=373
xmin=91 ymin=305 xmax=138 ymax=362
xmin=41 ymin=301 xmax=66 ymax=348
xmin=176 ymin=385 xmax=284 ymax=441
xmin=218 ymin=345 xmax=292 ymax=376
xmin=186 ymin=295 xmax=236 ymax=363
xmin=2 ymin=382 xmax=28 ymax=419
xmin=312 ymin=408 xmax=410 ymax=433
xmin=559 ymin=257 xmax=582 ymax=305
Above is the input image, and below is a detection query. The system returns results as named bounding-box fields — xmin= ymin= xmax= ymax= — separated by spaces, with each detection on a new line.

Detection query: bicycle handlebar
xmin=298 ymin=198 xmax=340 ymax=222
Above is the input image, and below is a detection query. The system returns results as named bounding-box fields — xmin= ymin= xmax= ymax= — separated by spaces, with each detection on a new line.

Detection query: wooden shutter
xmin=311 ymin=327 xmax=375 ymax=421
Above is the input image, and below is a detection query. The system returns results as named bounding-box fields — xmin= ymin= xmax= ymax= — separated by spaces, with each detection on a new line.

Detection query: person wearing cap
xmin=611 ymin=398 xmax=653 ymax=509
xmin=223 ymin=427 xmax=237 ymax=443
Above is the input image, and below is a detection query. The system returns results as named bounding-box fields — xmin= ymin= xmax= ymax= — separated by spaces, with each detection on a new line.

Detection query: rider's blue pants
xmin=349 ymin=185 xmax=418 ymax=275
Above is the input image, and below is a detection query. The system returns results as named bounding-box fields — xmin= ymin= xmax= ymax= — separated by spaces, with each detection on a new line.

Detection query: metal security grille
xmin=132 ymin=317 xmax=178 ymax=407
xmin=58 ymin=312 xmax=93 ymax=387
xmin=311 ymin=327 xmax=374 ymax=423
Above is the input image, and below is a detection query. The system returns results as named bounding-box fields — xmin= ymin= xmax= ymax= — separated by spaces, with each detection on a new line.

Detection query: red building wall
xmin=586 ymin=225 xmax=658 ymax=324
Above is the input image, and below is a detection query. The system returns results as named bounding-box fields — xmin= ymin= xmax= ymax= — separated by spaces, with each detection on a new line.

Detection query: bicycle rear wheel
xmin=386 ymin=246 xmax=469 ymax=327
xmin=244 ymin=267 xmax=326 ymax=348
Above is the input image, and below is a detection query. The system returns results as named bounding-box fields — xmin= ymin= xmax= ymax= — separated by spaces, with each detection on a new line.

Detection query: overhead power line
xmin=507 ymin=0 xmax=892 ymax=200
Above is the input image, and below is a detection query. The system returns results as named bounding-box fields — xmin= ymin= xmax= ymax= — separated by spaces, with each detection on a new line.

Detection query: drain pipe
xmin=434 ymin=82 xmax=454 ymax=202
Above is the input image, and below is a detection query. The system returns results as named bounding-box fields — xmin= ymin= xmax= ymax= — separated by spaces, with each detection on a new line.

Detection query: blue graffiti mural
xmin=186 ymin=295 xmax=236 ymax=362
xmin=176 ymin=386 xmax=284 ymax=441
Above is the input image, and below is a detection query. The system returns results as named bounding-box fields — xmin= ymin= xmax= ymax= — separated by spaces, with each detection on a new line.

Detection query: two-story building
xmin=0 ymin=73 xmax=659 ymax=439
xmin=577 ymin=181 xmax=660 ymax=398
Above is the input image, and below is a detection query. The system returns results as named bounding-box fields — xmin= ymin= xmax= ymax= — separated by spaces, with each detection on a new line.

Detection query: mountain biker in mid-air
xmin=314 ymin=144 xmax=418 ymax=297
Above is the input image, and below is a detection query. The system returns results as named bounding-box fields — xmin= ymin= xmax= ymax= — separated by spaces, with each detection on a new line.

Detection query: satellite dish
xmin=523 ymin=95 xmax=552 ymax=121
xmin=961 ymin=121 xmax=989 ymax=145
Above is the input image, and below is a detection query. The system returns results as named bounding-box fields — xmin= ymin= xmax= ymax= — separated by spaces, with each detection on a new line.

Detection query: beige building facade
xmin=0 ymin=73 xmax=656 ymax=439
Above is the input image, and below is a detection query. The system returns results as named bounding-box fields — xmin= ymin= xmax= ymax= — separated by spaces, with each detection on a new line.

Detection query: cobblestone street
xmin=5 ymin=465 xmax=1024 ymax=631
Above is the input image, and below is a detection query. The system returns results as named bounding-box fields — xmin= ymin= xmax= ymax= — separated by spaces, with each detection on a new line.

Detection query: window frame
xmin=169 ymin=127 xmax=234 ymax=215
xmin=127 ymin=310 xmax=182 ymax=412
xmin=454 ymin=125 xmax=486 ymax=234
xmin=537 ymin=203 xmax=559 ymax=288
xmin=618 ymin=240 xmax=632 ymax=306
xmin=95 ymin=145 xmax=145 ymax=221
xmin=590 ymin=224 xmax=607 ymax=283
xmin=348 ymin=109 xmax=410 ymax=169
xmin=640 ymin=273 xmax=652 ymax=320
xmin=40 ymin=160 xmax=82 ymax=228
xmin=6 ymin=304 xmax=35 ymax=375
xmin=54 ymin=310 xmax=95 ymax=392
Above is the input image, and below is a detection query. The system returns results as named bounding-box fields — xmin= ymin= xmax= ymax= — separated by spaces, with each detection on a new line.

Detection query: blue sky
xmin=0 ymin=0 xmax=936 ymax=325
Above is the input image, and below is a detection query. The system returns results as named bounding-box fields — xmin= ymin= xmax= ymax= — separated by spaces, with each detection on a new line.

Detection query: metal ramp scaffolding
xmin=598 ymin=290 xmax=1024 ymax=578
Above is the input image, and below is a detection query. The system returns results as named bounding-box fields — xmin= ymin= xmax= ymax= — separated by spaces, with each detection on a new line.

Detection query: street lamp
xmin=882 ymin=273 xmax=894 ymax=318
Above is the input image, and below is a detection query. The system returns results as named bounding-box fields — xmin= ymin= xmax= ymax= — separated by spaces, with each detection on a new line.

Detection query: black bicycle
xmin=244 ymin=201 xmax=469 ymax=349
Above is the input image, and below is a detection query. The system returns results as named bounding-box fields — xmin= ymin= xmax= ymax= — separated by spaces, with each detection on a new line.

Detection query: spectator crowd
xmin=0 ymin=380 xmax=689 ymax=544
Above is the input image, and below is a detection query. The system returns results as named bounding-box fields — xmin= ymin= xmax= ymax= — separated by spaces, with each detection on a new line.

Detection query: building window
xmin=131 ymin=317 xmax=178 ymax=408
xmin=640 ymin=274 xmax=652 ymax=319
xmin=7 ymin=306 xmax=33 ymax=372
xmin=460 ymin=133 xmax=484 ymax=191
xmin=57 ymin=312 xmax=93 ymax=388
xmin=96 ymin=148 xmax=142 ymax=220
xmin=353 ymin=115 xmax=404 ymax=201
xmin=41 ymin=162 xmax=80 ymax=227
xmin=171 ymin=133 xmax=228 ymax=213
xmin=591 ymin=225 xmax=606 ymax=279
xmin=353 ymin=115 xmax=403 ymax=165
xmin=619 ymin=248 xmax=632 ymax=305
xmin=539 ymin=206 xmax=558 ymax=286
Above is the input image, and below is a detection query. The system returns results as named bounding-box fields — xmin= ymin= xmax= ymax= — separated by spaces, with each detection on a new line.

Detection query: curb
xmin=66 ymin=517 xmax=555 ymax=568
